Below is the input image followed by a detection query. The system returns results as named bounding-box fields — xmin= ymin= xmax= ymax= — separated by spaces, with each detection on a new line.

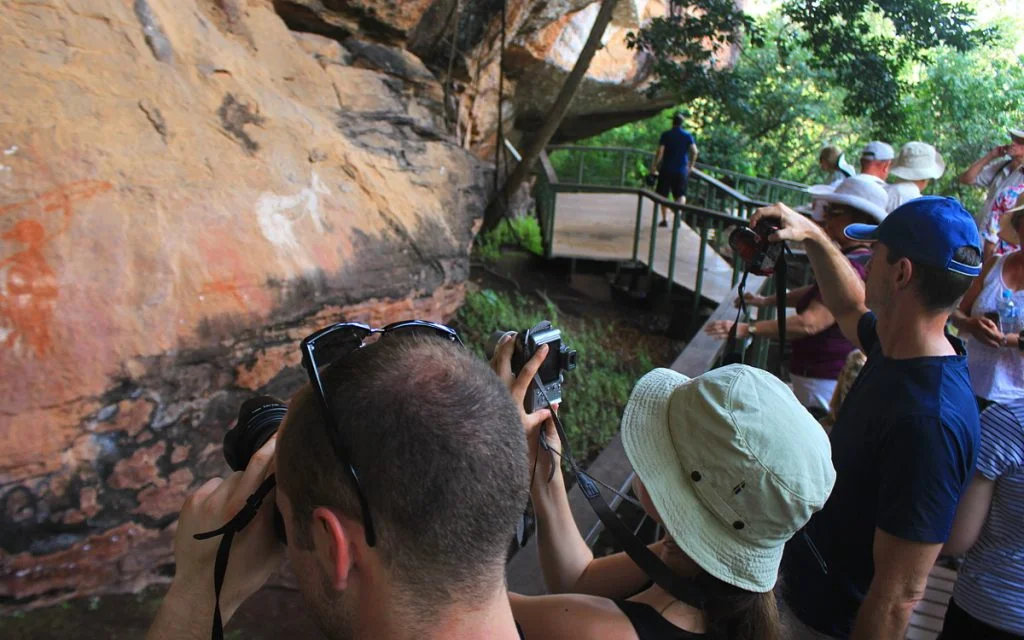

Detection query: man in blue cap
xmin=751 ymin=197 xmax=983 ymax=639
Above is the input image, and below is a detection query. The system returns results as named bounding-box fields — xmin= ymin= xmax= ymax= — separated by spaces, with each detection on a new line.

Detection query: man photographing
xmin=147 ymin=332 xmax=546 ymax=640
xmin=753 ymin=197 xmax=982 ymax=639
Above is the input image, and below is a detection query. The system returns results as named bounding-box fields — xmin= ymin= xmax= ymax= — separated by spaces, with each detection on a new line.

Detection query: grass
xmin=473 ymin=215 xmax=544 ymax=261
xmin=454 ymin=288 xmax=654 ymax=464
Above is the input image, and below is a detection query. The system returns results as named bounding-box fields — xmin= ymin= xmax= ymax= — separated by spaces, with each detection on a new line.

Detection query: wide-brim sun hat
xmin=620 ymin=365 xmax=835 ymax=593
xmin=1009 ymin=127 xmax=1024 ymax=142
xmin=806 ymin=174 xmax=889 ymax=223
xmin=890 ymin=141 xmax=946 ymax=181
xmin=999 ymin=203 xmax=1024 ymax=245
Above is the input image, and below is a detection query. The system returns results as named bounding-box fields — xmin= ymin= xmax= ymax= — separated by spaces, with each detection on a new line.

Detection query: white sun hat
xmin=620 ymin=365 xmax=835 ymax=593
xmin=806 ymin=174 xmax=889 ymax=222
xmin=1009 ymin=127 xmax=1024 ymax=142
xmin=889 ymin=142 xmax=946 ymax=181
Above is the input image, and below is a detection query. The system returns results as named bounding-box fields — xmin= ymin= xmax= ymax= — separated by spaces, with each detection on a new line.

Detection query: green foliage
xmin=473 ymin=215 xmax=544 ymax=261
xmin=454 ymin=289 xmax=653 ymax=462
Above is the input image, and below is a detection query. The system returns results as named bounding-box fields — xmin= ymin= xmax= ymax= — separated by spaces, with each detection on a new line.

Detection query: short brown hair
xmin=885 ymin=244 xmax=982 ymax=312
xmin=276 ymin=336 xmax=528 ymax=607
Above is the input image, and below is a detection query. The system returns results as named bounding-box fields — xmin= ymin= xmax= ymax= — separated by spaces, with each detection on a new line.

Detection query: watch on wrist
xmin=748 ymin=323 xmax=758 ymax=337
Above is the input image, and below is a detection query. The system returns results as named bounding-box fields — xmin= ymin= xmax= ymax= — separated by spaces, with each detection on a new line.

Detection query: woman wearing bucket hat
xmin=494 ymin=343 xmax=836 ymax=639
xmin=885 ymin=142 xmax=946 ymax=212
xmin=705 ymin=175 xmax=887 ymax=414
xmin=951 ymin=203 xmax=1024 ymax=407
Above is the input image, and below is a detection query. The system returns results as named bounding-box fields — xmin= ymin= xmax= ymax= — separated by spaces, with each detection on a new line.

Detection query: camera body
xmin=729 ymin=219 xmax=783 ymax=276
xmin=487 ymin=321 xmax=577 ymax=413
xmin=224 ymin=396 xmax=288 ymax=542
xmin=645 ymin=172 xmax=659 ymax=188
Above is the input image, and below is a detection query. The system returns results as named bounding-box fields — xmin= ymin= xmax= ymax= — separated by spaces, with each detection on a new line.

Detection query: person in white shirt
xmin=858 ymin=141 xmax=894 ymax=185
xmin=959 ymin=127 xmax=1024 ymax=260
xmin=885 ymin=142 xmax=946 ymax=212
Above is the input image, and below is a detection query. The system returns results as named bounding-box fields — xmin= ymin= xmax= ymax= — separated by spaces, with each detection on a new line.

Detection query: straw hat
xmin=620 ymin=365 xmax=835 ymax=593
xmin=999 ymin=203 xmax=1024 ymax=245
xmin=806 ymin=174 xmax=889 ymax=223
xmin=889 ymin=142 xmax=946 ymax=181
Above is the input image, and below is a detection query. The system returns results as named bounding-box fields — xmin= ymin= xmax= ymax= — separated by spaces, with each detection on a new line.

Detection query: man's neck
xmin=360 ymin=584 xmax=520 ymax=640
xmin=875 ymin=304 xmax=955 ymax=359
xmin=1012 ymin=157 xmax=1024 ymax=171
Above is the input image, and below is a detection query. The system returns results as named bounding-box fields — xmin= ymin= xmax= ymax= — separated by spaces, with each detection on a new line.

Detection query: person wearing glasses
xmin=492 ymin=334 xmax=835 ymax=639
xmin=705 ymin=175 xmax=888 ymax=415
xmin=147 ymin=323 xmax=547 ymax=640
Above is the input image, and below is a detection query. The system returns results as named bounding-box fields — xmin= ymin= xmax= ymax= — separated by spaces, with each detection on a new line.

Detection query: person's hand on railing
xmin=489 ymin=335 xmax=559 ymax=482
xmin=705 ymin=320 xmax=749 ymax=339
xmin=751 ymin=202 xmax=825 ymax=244
xmin=735 ymin=292 xmax=768 ymax=309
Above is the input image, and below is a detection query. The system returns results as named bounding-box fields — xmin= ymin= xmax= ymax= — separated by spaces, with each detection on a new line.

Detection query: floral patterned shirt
xmin=985 ymin=180 xmax=1024 ymax=256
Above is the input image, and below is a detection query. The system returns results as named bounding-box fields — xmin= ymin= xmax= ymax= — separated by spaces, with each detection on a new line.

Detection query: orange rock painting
xmin=0 ymin=179 xmax=113 ymax=356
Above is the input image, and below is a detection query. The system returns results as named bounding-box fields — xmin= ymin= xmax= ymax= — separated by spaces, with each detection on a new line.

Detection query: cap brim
xmin=620 ymin=369 xmax=781 ymax=593
xmin=844 ymin=223 xmax=880 ymax=241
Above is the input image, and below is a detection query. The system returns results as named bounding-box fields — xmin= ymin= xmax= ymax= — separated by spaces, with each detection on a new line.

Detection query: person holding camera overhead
xmin=493 ymin=331 xmax=836 ymax=640
xmin=705 ymin=174 xmax=888 ymax=415
xmin=147 ymin=326 xmax=544 ymax=640
xmin=756 ymin=197 xmax=982 ymax=639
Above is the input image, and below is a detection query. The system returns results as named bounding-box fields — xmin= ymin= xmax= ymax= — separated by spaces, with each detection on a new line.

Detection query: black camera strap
xmin=193 ymin=474 xmax=278 ymax=640
xmin=532 ymin=375 xmax=706 ymax=610
xmin=724 ymin=249 xmax=787 ymax=376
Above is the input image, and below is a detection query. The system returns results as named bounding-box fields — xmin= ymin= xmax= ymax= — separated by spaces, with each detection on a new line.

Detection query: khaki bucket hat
xmin=620 ymin=365 xmax=835 ymax=593
xmin=890 ymin=142 xmax=946 ymax=181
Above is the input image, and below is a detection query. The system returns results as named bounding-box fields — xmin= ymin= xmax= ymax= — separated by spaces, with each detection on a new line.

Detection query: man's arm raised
xmin=752 ymin=203 xmax=869 ymax=349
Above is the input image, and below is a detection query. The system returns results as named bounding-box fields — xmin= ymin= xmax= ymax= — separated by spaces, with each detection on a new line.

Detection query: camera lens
xmin=224 ymin=396 xmax=288 ymax=472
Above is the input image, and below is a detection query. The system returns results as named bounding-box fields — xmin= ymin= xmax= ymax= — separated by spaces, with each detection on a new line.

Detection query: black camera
xmin=645 ymin=172 xmax=659 ymax=188
xmin=486 ymin=320 xmax=577 ymax=413
xmin=728 ymin=219 xmax=783 ymax=276
xmin=224 ymin=396 xmax=288 ymax=542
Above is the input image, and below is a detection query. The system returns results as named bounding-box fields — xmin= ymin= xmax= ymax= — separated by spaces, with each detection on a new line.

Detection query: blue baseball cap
xmin=844 ymin=196 xmax=982 ymax=277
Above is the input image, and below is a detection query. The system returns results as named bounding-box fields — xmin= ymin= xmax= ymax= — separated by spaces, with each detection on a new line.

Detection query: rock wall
xmin=0 ymin=0 xmax=684 ymax=608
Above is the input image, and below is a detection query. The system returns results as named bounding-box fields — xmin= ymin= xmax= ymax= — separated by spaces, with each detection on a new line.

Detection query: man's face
xmin=864 ymin=243 xmax=895 ymax=313
xmin=1009 ymin=137 xmax=1024 ymax=159
xmin=277 ymin=413 xmax=357 ymax=639
xmin=822 ymin=205 xmax=855 ymax=244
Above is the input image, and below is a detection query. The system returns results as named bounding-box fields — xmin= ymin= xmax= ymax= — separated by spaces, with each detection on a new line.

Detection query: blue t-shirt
xmin=659 ymin=128 xmax=696 ymax=174
xmin=781 ymin=313 xmax=979 ymax=637
xmin=953 ymin=399 xmax=1024 ymax=634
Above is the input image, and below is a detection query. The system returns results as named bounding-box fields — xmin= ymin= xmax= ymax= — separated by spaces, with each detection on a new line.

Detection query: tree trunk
xmin=483 ymin=0 xmax=620 ymax=230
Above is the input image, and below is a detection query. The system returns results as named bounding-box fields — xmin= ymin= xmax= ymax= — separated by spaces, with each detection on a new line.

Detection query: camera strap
xmin=532 ymin=375 xmax=706 ymax=610
xmin=724 ymin=250 xmax=787 ymax=376
xmin=193 ymin=474 xmax=278 ymax=640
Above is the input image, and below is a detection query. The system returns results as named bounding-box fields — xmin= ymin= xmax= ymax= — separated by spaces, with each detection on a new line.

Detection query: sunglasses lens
xmin=388 ymin=322 xmax=458 ymax=342
xmin=315 ymin=327 xmax=369 ymax=367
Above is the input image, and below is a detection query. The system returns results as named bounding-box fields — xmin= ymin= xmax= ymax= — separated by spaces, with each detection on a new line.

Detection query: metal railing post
xmin=647 ymin=198 xmax=659 ymax=278
xmin=632 ymin=193 xmax=644 ymax=262
xmin=577 ymin=151 xmax=586 ymax=184
xmin=667 ymin=205 xmax=681 ymax=293
xmin=689 ymin=217 xmax=710 ymax=334
xmin=620 ymin=151 xmax=629 ymax=187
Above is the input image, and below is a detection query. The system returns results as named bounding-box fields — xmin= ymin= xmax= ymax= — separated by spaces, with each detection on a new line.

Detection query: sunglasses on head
xmin=299 ymin=320 xmax=463 ymax=546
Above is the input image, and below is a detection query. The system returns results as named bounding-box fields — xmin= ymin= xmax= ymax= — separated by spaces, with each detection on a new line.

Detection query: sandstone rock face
xmin=0 ymin=0 xmax=717 ymax=609
xmin=0 ymin=0 xmax=486 ymax=609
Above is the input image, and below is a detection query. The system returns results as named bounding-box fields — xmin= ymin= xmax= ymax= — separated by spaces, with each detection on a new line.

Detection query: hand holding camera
xmin=750 ymin=202 xmax=825 ymax=246
xmin=157 ymin=435 xmax=284 ymax=631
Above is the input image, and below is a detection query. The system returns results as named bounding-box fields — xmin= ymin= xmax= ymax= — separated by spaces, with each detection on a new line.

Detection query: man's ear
xmin=312 ymin=507 xmax=356 ymax=591
xmin=894 ymin=257 xmax=914 ymax=290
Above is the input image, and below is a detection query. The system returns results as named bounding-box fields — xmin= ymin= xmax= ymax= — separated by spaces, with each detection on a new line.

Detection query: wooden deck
xmin=550 ymin=193 xmax=736 ymax=302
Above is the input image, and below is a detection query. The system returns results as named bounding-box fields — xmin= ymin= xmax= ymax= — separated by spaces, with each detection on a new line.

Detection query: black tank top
xmin=614 ymin=599 xmax=705 ymax=639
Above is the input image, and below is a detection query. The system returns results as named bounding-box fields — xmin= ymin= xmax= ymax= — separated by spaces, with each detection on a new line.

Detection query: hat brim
xmin=1009 ymin=128 xmax=1024 ymax=142
xmin=844 ymin=223 xmax=880 ymax=241
xmin=999 ymin=204 xmax=1024 ymax=245
xmin=806 ymin=190 xmax=888 ymax=223
xmin=890 ymin=164 xmax=944 ymax=181
xmin=620 ymin=369 xmax=782 ymax=593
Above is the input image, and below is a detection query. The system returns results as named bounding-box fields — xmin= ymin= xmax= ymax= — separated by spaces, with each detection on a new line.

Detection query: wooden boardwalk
xmin=550 ymin=193 xmax=736 ymax=302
